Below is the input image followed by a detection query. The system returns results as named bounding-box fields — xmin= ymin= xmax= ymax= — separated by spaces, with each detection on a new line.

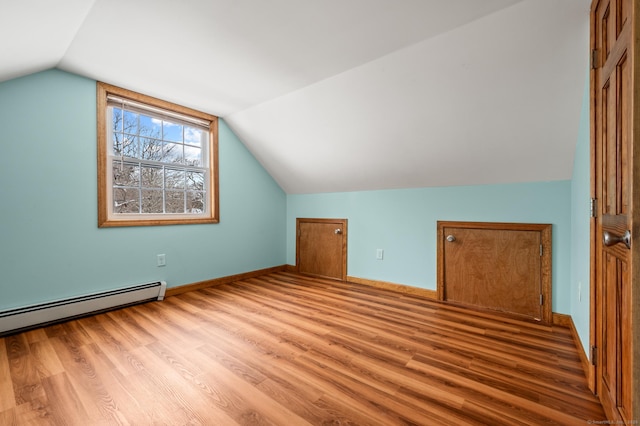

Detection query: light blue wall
xmin=287 ymin=180 xmax=572 ymax=313
xmin=570 ymin=73 xmax=592 ymax=355
xmin=0 ymin=69 xmax=286 ymax=310
xmin=0 ymin=68 xmax=590 ymax=334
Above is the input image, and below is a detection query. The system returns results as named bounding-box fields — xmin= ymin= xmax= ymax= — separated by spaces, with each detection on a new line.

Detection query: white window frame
xmin=97 ymin=82 xmax=219 ymax=227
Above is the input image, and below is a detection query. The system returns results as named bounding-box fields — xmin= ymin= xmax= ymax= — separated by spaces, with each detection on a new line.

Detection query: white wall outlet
xmin=376 ymin=249 xmax=384 ymax=260
xmin=157 ymin=254 xmax=166 ymax=267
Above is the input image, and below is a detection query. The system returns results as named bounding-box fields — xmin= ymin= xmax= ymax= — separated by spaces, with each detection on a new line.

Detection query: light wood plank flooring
xmin=0 ymin=272 xmax=605 ymax=425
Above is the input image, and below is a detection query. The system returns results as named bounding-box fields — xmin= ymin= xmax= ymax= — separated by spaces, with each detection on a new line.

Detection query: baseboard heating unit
xmin=0 ymin=281 xmax=167 ymax=336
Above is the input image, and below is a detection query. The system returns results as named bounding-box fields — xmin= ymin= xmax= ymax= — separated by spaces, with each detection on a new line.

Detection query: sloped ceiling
xmin=1 ymin=0 xmax=590 ymax=194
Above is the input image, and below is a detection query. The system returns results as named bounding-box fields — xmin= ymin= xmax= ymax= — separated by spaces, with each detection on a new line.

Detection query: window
xmin=97 ymin=82 xmax=218 ymax=227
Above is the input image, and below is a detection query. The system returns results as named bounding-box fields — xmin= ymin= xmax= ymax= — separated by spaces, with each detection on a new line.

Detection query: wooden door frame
xmin=296 ymin=218 xmax=348 ymax=281
xmin=589 ymin=0 xmax=598 ymax=393
xmin=437 ymin=221 xmax=553 ymax=324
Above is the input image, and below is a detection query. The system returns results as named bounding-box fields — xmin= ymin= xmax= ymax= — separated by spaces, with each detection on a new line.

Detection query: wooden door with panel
xmin=591 ymin=0 xmax=635 ymax=421
xmin=296 ymin=218 xmax=347 ymax=281
xmin=438 ymin=221 xmax=552 ymax=323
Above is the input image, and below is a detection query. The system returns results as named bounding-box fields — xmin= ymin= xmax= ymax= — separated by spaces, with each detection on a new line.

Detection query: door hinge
xmin=540 ymin=294 xmax=544 ymax=305
xmin=297 ymin=229 xmax=301 ymax=237
xmin=591 ymin=345 xmax=598 ymax=366
xmin=590 ymin=198 xmax=597 ymax=218
xmin=540 ymin=244 xmax=543 ymax=257
xmin=591 ymin=49 xmax=598 ymax=69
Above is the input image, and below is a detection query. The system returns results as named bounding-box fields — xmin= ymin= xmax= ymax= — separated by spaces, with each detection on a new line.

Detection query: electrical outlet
xmin=157 ymin=254 xmax=166 ymax=267
xmin=376 ymin=249 xmax=384 ymax=260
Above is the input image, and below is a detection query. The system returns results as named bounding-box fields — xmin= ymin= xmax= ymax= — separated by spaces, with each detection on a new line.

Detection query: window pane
xmin=163 ymin=121 xmax=183 ymax=142
xmin=112 ymin=136 xmax=138 ymax=157
xmin=187 ymin=191 xmax=205 ymax=213
xmin=141 ymin=190 xmax=163 ymax=213
xmin=140 ymin=137 xmax=163 ymax=161
xmin=186 ymin=171 xmax=204 ymax=191
xmin=141 ymin=165 xmax=163 ymax=188
xmin=164 ymin=142 xmax=183 ymax=164
xmin=113 ymin=188 xmax=140 ymax=213
xmin=139 ymin=114 xmax=162 ymax=138
xmin=165 ymin=190 xmax=185 ymax=213
xmin=184 ymin=126 xmax=203 ymax=147
xmin=165 ymin=168 xmax=185 ymax=189
xmin=184 ymin=145 xmax=202 ymax=167
xmin=123 ymin=110 xmax=138 ymax=135
xmin=113 ymin=163 xmax=140 ymax=187
xmin=112 ymin=133 xmax=123 ymax=156
xmin=121 ymin=135 xmax=138 ymax=158
xmin=112 ymin=107 xmax=123 ymax=132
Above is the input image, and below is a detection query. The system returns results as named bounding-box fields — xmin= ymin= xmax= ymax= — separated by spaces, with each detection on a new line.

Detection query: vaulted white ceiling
xmin=1 ymin=0 xmax=590 ymax=194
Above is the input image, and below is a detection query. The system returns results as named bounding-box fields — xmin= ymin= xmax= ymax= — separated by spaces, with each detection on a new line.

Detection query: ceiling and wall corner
xmin=0 ymin=0 xmax=590 ymax=194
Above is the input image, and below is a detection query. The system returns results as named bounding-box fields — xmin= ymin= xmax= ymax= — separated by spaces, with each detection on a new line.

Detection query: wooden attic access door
xmin=591 ymin=0 xmax=638 ymax=421
xmin=296 ymin=218 xmax=347 ymax=281
xmin=437 ymin=222 xmax=552 ymax=323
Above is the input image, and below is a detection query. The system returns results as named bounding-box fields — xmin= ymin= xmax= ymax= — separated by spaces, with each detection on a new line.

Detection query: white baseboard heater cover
xmin=0 ymin=281 xmax=167 ymax=336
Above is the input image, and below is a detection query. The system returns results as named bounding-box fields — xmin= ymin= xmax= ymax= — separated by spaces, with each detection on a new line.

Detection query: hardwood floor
xmin=0 ymin=272 xmax=605 ymax=425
